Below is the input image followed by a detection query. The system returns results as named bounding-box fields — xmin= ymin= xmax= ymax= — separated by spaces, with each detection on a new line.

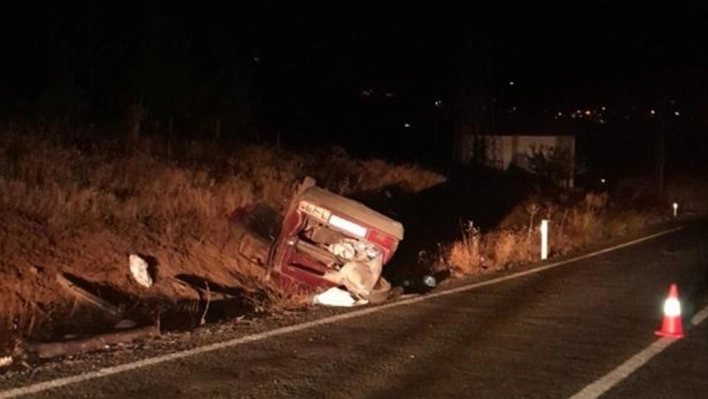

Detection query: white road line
xmin=0 ymin=225 xmax=688 ymax=399
xmin=569 ymin=306 xmax=708 ymax=399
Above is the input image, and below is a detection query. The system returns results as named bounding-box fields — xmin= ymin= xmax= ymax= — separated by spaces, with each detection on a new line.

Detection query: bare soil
xmin=0 ymin=209 xmax=270 ymax=355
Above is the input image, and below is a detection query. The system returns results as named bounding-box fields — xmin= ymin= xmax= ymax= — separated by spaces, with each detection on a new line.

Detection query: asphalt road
xmin=2 ymin=223 xmax=707 ymax=399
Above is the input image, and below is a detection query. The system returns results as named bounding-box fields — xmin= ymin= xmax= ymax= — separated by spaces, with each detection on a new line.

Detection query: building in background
xmin=462 ymin=135 xmax=576 ymax=187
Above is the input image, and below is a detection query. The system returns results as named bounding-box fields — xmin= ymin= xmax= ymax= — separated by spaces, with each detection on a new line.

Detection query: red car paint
xmin=231 ymin=178 xmax=403 ymax=300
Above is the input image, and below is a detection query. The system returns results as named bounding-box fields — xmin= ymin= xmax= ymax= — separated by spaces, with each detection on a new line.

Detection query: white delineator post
xmin=540 ymin=219 xmax=549 ymax=260
xmin=673 ymin=202 xmax=678 ymax=218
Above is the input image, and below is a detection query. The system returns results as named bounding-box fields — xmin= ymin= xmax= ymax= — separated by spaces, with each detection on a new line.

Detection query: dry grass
xmin=246 ymin=281 xmax=316 ymax=315
xmin=0 ymin=128 xmax=445 ymax=349
xmin=0 ymin=131 xmax=444 ymax=232
xmin=441 ymin=187 xmax=680 ymax=277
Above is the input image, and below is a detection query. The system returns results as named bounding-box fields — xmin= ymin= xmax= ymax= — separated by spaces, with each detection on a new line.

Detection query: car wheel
xmin=367 ymin=276 xmax=392 ymax=305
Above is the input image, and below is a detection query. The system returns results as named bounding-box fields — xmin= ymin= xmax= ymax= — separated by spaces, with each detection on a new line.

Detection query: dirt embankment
xmin=2 ymin=131 xmax=705 ymax=365
xmin=0 ymin=132 xmax=446 ymax=358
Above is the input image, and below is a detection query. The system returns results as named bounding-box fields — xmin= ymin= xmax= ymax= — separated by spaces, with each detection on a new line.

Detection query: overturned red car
xmin=230 ymin=177 xmax=404 ymax=304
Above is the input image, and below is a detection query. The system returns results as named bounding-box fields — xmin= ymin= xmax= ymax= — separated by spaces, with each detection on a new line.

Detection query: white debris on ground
xmin=0 ymin=356 xmax=12 ymax=368
xmin=129 ymin=254 xmax=153 ymax=288
xmin=313 ymin=287 xmax=368 ymax=307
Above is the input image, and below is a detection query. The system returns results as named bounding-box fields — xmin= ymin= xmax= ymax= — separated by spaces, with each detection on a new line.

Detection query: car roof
xmin=298 ymin=186 xmax=404 ymax=240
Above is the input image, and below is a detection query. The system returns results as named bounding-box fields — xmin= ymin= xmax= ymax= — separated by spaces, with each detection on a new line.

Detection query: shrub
xmin=443 ymin=189 xmax=665 ymax=276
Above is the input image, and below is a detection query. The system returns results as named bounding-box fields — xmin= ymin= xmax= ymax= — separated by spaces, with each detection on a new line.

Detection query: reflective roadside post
xmin=673 ymin=202 xmax=678 ymax=219
xmin=540 ymin=220 xmax=549 ymax=260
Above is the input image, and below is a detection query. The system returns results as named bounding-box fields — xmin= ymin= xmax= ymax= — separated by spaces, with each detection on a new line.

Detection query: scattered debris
xmin=56 ymin=273 xmax=122 ymax=318
xmin=129 ymin=254 xmax=153 ymax=288
xmin=0 ymin=356 xmax=12 ymax=368
xmin=323 ymin=249 xmax=384 ymax=301
xmin=313 ymin=287 xmax=367 ymax=307
xmin=23 ymin=325 xmax=160 ymax=360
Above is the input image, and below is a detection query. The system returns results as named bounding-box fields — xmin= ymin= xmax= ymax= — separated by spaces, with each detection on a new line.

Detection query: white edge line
xmin=568 ymin=305 xmax=708 ymax=399
xmin=0 ymin=225 xmax=689 ymax=399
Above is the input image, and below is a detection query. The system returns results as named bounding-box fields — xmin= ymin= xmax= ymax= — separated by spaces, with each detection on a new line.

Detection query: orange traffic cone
xmin=655 ymin=283 xmax=684 ymax=338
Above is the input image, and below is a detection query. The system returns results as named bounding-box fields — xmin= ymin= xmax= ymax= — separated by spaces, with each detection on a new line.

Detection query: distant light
xmin=403 ymin=123 xmax=411 ymax=128
xmin=601 ymin=106 xmax=606 ymax=111
xmin=674 ymin=111 xmax=680 ymax=116
xmin=253 ymin=57 xmax=261 ymax=63
xmin=557 ymin=112 xmax=563 ymax=116
xmin=434 ymin=100 xmax=442 ymax=107
xmin=386 ymin=92 xmax=395 ymax=98
xmin=650 ymin=110 xmax=656 ymax=115
xmin=585 ymin=110 xmax=591 ymax=116
xmin=509 ymin=81 xmax=515 ymax=86
xmin=600 ymin=178 xmax=606 ymax=184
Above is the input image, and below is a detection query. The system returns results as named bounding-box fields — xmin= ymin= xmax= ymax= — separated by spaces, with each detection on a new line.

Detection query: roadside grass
xmin=2 ymin=124 xmax=704 ymax=360
xmin=247 ymin=281 xmax=317 ymax=314
xmin=0 ymin=132 xmax=444 ymax=232
xmin=441 ymin=178 xmax=705 ymax=277
xmin=0 ymin=128 xmax=445 ymax=349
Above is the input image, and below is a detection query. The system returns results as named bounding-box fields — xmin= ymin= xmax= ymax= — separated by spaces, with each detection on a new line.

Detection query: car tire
xmin=367 ymin=277 xmax=392 ymax=305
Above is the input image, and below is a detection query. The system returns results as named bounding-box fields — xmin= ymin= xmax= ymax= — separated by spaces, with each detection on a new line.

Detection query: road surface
xmin=1 ymin=222 xmax=706 ymax=399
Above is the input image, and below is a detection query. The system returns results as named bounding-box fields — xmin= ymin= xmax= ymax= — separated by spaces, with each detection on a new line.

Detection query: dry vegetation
xmin=442 ymin=177 xmax=706 ymax=278
xmin=1 ymin=123 xmax=705 ymax=360
xmin=0 ymin=127 xmax=445 ymax=349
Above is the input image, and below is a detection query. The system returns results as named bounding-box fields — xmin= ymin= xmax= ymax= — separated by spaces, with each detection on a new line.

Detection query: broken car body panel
xmin=231 ymin=177 xmax=403 ymax=303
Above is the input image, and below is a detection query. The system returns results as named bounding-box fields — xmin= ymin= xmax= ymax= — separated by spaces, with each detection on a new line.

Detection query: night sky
xmin=1 ymin=1 xmax=706 ymax=169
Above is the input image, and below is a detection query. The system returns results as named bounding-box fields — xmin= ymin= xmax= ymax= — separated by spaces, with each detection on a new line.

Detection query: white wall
xmin=468 ymin=135 xmax=576 ymax=187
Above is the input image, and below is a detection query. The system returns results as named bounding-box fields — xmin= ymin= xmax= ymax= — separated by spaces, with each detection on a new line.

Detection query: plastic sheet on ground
xmin=312 ymin=287 xmax=369 ymax=307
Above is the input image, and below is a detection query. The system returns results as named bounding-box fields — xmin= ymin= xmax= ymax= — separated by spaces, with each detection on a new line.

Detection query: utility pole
xmin=454 ymin=19 xmax=494 ymax=166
